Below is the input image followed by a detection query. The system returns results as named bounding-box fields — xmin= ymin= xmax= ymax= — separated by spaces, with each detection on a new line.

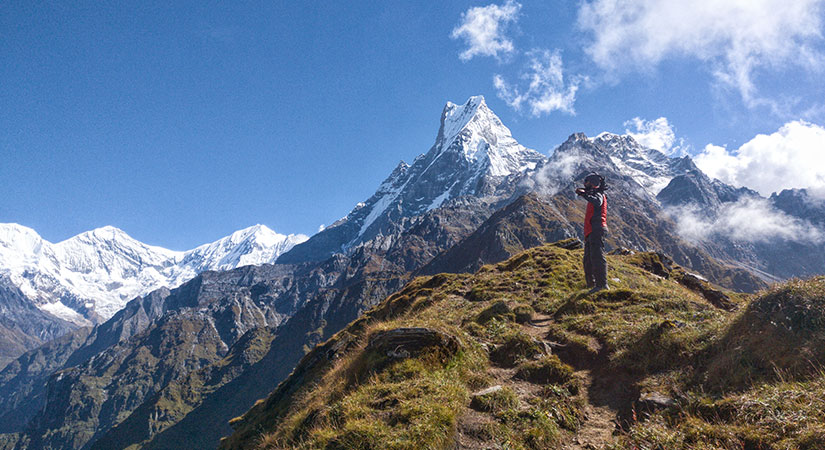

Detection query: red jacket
xmin=584 ymin=193 xmax=607 ymax=237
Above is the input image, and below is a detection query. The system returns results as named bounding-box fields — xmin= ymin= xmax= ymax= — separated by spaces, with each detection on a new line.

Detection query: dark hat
xmin=584 ymin=173 xmax=602 ymax=186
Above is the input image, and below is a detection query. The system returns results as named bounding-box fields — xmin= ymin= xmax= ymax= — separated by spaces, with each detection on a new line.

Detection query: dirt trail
xmin=524 ymin=313 xmax=621 ymax=450
xmin=564 ymin=369 xmax=617 ymax=450
xmin=456 ymin=310 xmax=631 ymax=449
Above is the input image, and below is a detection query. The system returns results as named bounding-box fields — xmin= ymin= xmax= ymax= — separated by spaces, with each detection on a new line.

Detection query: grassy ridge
xmin=618 ymin=276 xmax=825 ymax=450
xmin=221 ymin=244 xmax=825 ymax=449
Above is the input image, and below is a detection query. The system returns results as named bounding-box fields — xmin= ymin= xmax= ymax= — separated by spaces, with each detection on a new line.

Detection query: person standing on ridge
xmin=575 ymin=173 xmax=609 ymax=294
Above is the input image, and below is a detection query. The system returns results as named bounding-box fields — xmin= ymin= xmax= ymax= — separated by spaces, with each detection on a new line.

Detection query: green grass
xmin=514 ymin=355 xmax=574 ymax=385
xmin=469 ymin=386 xmax=519 ymax=413
xmin=224 ymin=248 xmax=825 ymax=450
xmin=612 ymin=277 xmax=825 ymax=450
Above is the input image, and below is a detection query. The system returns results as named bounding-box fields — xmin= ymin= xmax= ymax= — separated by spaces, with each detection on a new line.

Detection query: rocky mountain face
xmin=656 ymin=171 xmax=825 ymax=280
xmin=1 ymin=96 xmax=822 ymax=449
xmin=656 ymin=169 xmax=757 ymax=209
xmin=770 ymin=188 xmax=825 ymax=227
xmin=0 ymin=261 xmax=319 ymax=449
xmin=0 ymin=276 xmax=75 ymax=370
xmin=420 ymin=194 xmax=576 ymax=276
xmin=278 ymin=96 xmax=544 ymax=264
xmin=0 ymin=224 xmax=308 ymax=366
xmin=593 ymin=132 xmax=695 ymax=195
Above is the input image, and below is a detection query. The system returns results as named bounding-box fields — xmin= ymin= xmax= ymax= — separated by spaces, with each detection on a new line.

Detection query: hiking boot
xmin=587 ymin=285 xmax=609 ymax=295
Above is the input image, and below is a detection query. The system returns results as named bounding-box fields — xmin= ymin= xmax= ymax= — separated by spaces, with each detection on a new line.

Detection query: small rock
xmin=637 ymin=392 xmax=676 ymax=419
xmin=678 ymin=273 xmax=735 ymax=311
xmin=640 ymin=392 xmax=675 ymax=407
xmin=470 ymin=385 xmax=515 ymax=412
xmin=472 ymin=385 xmax=502 ymax=397
xmin=608 ymin=247 xmax=635 ymax=255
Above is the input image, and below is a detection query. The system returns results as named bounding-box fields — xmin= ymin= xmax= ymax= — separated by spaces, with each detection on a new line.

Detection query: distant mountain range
xmin=0 ymin=223 xmax=307 ymax=367
xmin=0 ymin=224 xmax=308 ymax=323
xmin=1 ymin=96 xmax=823 ymax=449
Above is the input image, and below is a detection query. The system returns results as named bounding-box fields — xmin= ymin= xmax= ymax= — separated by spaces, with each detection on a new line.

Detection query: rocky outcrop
xmin=0 ymin=276 xmax=76 ymax=370
xmin=367 ymin=327 xmax=460 ymax=359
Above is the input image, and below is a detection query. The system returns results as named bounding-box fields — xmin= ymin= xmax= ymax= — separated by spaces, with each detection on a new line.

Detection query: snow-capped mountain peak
xmin=55 ymin=226 xmax=182 ymax=274
xmin=0 ymin=223 xmax=48 ymax=257
xmin=279 ymin=96 xmax=546 ymax=263
xmin=434 ymin=95 xmax=537 ymax=177
xmin=542 ymin=132 xmax=698 ymax=199
xmin=438 ymin=95 xmax=493 ymax=148
xmin=179 ymin=224 xmax=308 ymax=272
xmin=592 ymin=132 xmax=690 ymax=195
xmin=0 ymin=223 xmax=308 ymax=322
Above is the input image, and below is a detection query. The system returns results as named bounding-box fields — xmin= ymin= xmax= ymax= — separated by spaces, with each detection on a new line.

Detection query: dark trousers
xmin=583 ymin=229 xmax=607 ymax=288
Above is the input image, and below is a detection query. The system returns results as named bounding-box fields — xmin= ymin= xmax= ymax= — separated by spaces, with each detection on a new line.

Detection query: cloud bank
xmin=668 ymin=197 xmax=824 ymax=244
xmin=451 ymin=0 xmax=521 ymax=61
xmin=694 ymin=120 xmax=825 ymax=198
xmin=520 ymin=147 xmax=582 ymax=197
xmin=577 ymin=0 xmax=825 ymax=105
xmin=494 ymin=49 xmax=580 ymax=116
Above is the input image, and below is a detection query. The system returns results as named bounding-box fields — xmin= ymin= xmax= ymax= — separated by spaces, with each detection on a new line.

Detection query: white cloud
xmin=694 ymin=120 xmax=825 ymax=197
xmin=494 ymin=49 xmax=581 ymax=116
xmin=667 ymin=197 xmax=823 ymax=243
xmin=451 ymin=0 xmax=522 ymax=61
xmin=521 ymin=141 xmax=587 ymax=196
xmin=624 ymin=117 xmax=685 ymax=155
xmin=577 ymin=0 xmax=825 ymax=105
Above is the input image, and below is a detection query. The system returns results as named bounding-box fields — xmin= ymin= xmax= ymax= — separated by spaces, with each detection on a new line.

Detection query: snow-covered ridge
xmin=437 ymin=95 xmax=539 ymax=177
xmin=0 ymin=223 xmax=308 ymax=322
xmin=592 ymin=132 xmax=683 ymax=195
xmin=338 ymin=96 xmax=545 ymax=246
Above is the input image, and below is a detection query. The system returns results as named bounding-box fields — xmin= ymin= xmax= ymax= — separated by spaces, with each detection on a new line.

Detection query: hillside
xmin=222 ymin=242 xmax=825 ymax=449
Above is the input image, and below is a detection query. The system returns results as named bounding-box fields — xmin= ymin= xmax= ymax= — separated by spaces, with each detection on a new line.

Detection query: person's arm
xmin=578 ymin=190 xmax=603 ymax=208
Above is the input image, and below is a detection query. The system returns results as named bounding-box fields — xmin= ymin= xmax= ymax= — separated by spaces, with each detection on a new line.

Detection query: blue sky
xmin=2 ymin=0 xmax=824 ymax=249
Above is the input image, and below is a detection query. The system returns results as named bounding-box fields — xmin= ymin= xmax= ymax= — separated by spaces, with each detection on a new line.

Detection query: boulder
xmin=366 ymin=327 xmax=459 ymax=359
